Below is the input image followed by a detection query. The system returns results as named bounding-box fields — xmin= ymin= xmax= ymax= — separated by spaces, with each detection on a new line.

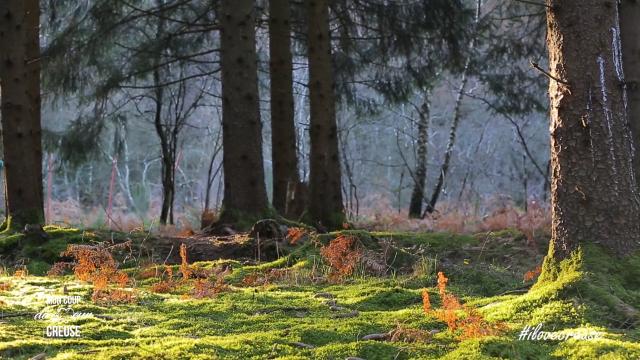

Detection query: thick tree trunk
xmin=0 ymin=0 xmax=45 ymax=229
xmin=269 ymin=0 xmax=300 ymax=216
xmin=219 ymin=0 xmax=269 ymax=224
xmin=408 ymin=100 xmax=430 ymax=218
xmin=545 ymin=0 xmax=640 ymax=259
xmin=307 ymin=0 xmax=345 ymax=230
xmin=621 ymin=0 xmax=640 ymax=191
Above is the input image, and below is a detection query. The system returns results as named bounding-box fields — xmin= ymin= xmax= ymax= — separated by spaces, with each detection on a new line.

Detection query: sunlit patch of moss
xmin=224 ymin=256 xmax=291 ymax=284
xmin=534 ymin=244 xmax=640 ymax=326
xmin=480 ymin=244 xmax=637 ymax=326
xmin=442 ymin=337 xmax=555 ymax=359
xmin=312 ymin=341 xmax=409 ymax=359
xmin=552 ymin=335 xmax=640 ymax=359
xmin=335 ymin=284 xmax=421 ymax=311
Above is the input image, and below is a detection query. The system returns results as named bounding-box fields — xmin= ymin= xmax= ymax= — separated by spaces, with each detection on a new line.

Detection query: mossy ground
xmin=0 ymin=228 xmax=638 ymax=359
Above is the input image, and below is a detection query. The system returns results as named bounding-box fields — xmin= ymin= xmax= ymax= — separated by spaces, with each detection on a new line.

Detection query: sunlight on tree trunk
xmin=621 ymin=0 xmax=640 ymax=192
xmin=545 ymin=0 xmax=640 ymax=260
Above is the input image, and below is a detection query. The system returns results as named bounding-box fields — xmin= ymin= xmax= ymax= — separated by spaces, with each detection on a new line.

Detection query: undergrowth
xmin=0 ymin=226 xmax=638 ymax=359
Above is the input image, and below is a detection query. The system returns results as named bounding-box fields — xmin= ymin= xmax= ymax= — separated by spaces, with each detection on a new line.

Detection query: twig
xmin=29 ymin=353 xmax=46 ymax=360
xmin=162 ymin=244 xmax=175 ymax=265
xmin=530 ymin=60 xmax=570 ymax=87
xmin=499 ymin=287 xmax=531 ymax=296
xmin=474 ymin=233 xmax=492 ymax=267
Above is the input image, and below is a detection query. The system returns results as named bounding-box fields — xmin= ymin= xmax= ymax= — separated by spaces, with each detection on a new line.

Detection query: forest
xmin=0 ymin=0 xmax=638 ymax=359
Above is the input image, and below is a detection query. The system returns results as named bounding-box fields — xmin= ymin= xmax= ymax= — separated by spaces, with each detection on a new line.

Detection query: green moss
xmin=1 ymin=229 xmax=638 ymax=359
xmin=534 ymin=244 xmax=640 ymax=326
xmin=445 ymin=264 xmax=521 ymax=297
xmin=313 ymin=341 xmax=406 ymax=360
xmin=26 ymin=260 xmax=51 ymax=276
xmin=373 ymin=231 xmax=478 ymax=252
xmin=0 ymin=233 xmax=24 ymax=252
xmin=442 ymin=337 xmax=555 ymax=360
xmin=552 ymin=337 xmax=640 ymax=359
xmin=0 ymin=226 xmax=131 ymax=266
xmin=480 ymin=228 xmax=527 ymax=241
xmin=0 ymin=216 xmax=13 ymax=234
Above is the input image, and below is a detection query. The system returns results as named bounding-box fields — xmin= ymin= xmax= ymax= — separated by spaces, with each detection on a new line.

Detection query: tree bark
xmin=269 ymin=0 xmax=300 ymax=216
xmin=408 ymin=100 xmax=430 ymax=218
xmin=423 ymin=0 xmax=481 ymax=215
xmin=545 ymin=0 xmax=640 ymax=259
xmin=219 ymin=0 xmax=269 ymax=224
xmin=151 ymin=1 xmax=174 ymax=226
xmin=0 ymin=0 xmax=45 ymax=228
xmin=424 ymin=71 xmax=467 ymax=215
xmin=621 ymin=0 xmax=640 ymax=192
xmin=307 ymin=0 xmax=345 ymax=230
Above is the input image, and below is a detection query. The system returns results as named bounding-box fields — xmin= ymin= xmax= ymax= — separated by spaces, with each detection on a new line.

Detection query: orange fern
xmin=437 ymin=271 xmax=448 ymax=297
xmin=523 ymin=265 xmax=542 ymax=282
xmin=286 ymin=227 xmax=307 ymax=245
xmin=179 ymin=244 xmax=193 ymax=280
xmin=320 ymin=235 xmax=362 ymax=280
xmin=421 ymin=289 xmax=431 ymax=314
xmin=427 ymin=271 xmax=505 ymax=339
xmin=59 ymin=243 xmax=132 ymax=302
xmin=0 ymin=281 xmax=12 ymax=292
xmin=13 ymin=268 xmax=28 ymax=279
xmin=151 ymin=265 xmax=177 ymax=293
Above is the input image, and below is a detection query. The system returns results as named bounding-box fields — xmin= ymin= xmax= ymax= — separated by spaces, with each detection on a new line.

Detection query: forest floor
xmin=0 ymin=226 xmax=638 ymax=359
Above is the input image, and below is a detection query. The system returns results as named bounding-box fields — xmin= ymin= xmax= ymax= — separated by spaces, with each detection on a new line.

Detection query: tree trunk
xmin=423 ymin=0 xmax=482 ymax=215
xmin=545 ymin=0 xmax=640 ymax=260
xmin=408 ymin=100 xmax=430 ymax=218
xmin=269 ymin=0 xmax=300 ymax=216
xmin=151 ymin=77 xmax=175 ymax=226
xmin=219 ymin=0 xmax=269 ymax=224
xmin=204 ymin=130 xmax=222 ymax=212
xmin=307 ymin=0 xmax=345 ymax=230
xmin=0 ymin=0 xmax=45 ymax=229
xmin=424 ymin=71 xmax=468 ymax=215
xmin=151 ymin=2 xmax=174 ymax=226
xmin=621 ymin=0 xmax=640 ymax=191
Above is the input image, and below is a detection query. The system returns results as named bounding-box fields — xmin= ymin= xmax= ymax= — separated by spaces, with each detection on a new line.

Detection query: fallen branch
xmin=361 ymin=333 xmax=390 ymax=341
xmin=333 ymin=310 xmax=359 ymax=318
xmin=289 ymin=342 xmax=315 ymax=349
